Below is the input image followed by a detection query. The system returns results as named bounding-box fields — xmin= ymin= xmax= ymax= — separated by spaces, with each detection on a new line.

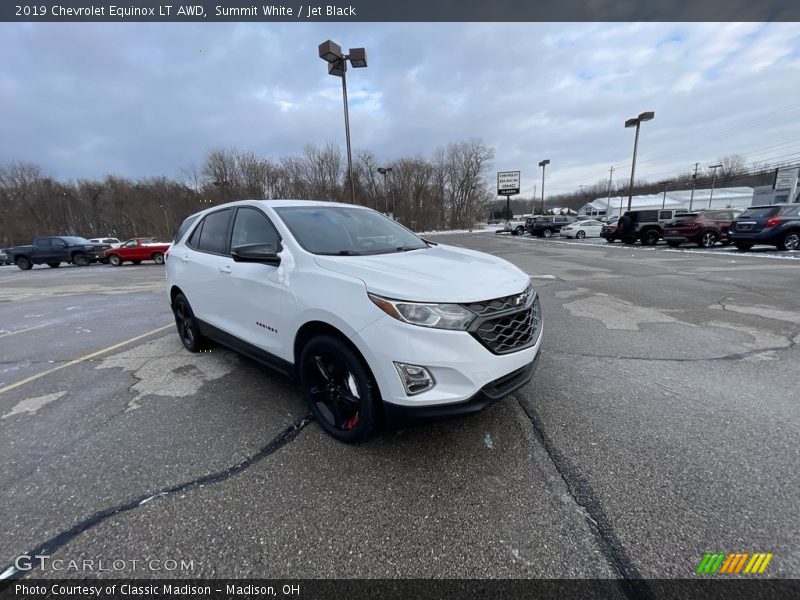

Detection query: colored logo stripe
xmin=697 ymin=552 xmax=773 ymax=575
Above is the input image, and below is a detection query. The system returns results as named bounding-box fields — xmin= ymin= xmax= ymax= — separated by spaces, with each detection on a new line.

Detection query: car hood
xmin=313 ymin=244 xmax=531 ymax=303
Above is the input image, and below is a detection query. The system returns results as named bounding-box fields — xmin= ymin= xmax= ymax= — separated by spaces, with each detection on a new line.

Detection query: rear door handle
xmin=218 ymin=265 xmax=232 ymax=274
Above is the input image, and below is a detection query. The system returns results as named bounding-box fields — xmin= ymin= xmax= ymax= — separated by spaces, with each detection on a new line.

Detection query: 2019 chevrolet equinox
xmin=166 ymin=200 xmax=542 ymax=442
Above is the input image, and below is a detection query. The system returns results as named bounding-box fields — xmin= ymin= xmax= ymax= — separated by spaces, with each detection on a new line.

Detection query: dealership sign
xmin=774 ymin=167 xmax=799 ymax=191
xmin=497 ymin=171 xmax=521 ymax=196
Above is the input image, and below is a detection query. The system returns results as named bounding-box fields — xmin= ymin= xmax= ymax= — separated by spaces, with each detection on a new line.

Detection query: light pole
xmin=319 ymin=40 xmax=367 ymax=205
xmin=707 ymin=164 xmax=722 ymax=208
xmin=624 ymin=111 xmax=655 ymax=211
xmin=660 ymin=180 xmax=669 ymax=209
xmin=538 ymin=159 xmax=550 ymax=214
xmin=605 ymin=165 xmax=614 ymax=219
xmin=377 ymin=166 xmax=393 ymax=217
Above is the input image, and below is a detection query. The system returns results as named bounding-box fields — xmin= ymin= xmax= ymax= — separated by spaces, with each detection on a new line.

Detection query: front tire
xmin=109 ymin=255 xmax=122 ymax=266
xmin=299 ymin=335 xmax=378 ymax=443
xmin=777 ymin=231 xmax=800 ymax=251
xmin=72 ymin=253 xmax=90 ymax=267
xmin=172 ymin=293 xmax=208 ymax=352
xmin=16 ymin=256 xmax=32 ymax=270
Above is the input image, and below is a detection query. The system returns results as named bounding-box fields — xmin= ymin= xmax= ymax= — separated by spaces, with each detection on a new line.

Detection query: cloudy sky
xmin=2 ymin=21 xmax=800 ymax=195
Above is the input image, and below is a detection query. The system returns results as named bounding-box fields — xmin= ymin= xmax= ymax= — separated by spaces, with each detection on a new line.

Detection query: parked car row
xmin=3 ymin=236 xmax=170 ymax=270
xmin=598 ymin=204 xmax=800 ymax=251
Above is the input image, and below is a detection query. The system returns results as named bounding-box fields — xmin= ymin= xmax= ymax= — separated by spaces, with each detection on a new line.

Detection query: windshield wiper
xmin=335 ymin=250 xmax=362 ymax=256
xmin=396 ymin=245 xmax=424 ymax=252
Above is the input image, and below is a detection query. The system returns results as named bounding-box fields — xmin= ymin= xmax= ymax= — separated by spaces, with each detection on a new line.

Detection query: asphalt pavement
xmin=0 ymin=237 xmax=797 ymax=583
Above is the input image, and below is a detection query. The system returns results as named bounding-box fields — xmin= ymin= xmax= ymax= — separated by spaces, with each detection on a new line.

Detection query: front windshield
xmin=275 ymin=206 xmax=428 ymax=255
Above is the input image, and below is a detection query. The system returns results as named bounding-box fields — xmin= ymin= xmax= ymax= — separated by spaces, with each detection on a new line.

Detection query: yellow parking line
xmin=0 ymin=324 xmax=47 ymax=339
xmin=0 ymin=324 xmax=173 ymax=396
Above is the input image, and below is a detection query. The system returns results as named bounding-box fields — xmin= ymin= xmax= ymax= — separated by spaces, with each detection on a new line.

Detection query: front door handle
xmin=218 ymin=265 xmax=232 ymax=274
xmin=181 ymin=253 xmax=189 ymax=262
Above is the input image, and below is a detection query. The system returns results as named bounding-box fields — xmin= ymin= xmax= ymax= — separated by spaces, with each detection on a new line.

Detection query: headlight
xmin=368 ymin=293 xmax=474 ymax=330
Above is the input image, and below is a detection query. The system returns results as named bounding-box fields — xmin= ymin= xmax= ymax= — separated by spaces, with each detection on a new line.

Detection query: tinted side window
xmin=779 ymin=205 xmax=800 ymax=217
xmin=34 ymin=238 xmax=52 ymax=248
xmin=174 ymin=215 xmax=199 ymax=243
xmin=658 ymin=210 xmax=673 ymax=221
xmin=231 ymin=208 xmax=280 ymax=249
xmin=196 ymin=209 xmax=232 ymax=254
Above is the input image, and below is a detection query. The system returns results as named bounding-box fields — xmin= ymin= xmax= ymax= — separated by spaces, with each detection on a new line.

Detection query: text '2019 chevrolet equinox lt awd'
xmin=166 ymin=200 xmax=542 ymax=442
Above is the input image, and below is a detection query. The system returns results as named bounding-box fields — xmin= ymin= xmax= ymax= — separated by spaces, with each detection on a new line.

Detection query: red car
xmin=663 ymin=210 xmax=735 ymax=248
xmin=104 ymin=237 xmax=170 ymax=266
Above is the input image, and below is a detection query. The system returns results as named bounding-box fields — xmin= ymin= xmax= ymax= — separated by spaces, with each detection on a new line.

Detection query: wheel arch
xmin=293 ymin=320 xmax=381 ymax=397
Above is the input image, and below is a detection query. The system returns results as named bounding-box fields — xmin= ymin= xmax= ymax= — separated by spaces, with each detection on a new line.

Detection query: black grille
xmin=465 ymin=286 xmax=532 ymax=316
xmin=473 ymin=297 xmax=540 ymax=354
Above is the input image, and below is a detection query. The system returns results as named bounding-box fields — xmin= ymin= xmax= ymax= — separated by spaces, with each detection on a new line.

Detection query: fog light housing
xmin=394 ymin=362 xmax=435 ymax=395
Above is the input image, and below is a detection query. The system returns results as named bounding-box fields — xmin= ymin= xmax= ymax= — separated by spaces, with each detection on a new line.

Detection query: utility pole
xmin=689 ymin=162 xmax=699 ymax=211
xmin=605 ymin=166 xmax=614 ymax=218
xmin=707 ymin=164 xmax=722 ymax=209
xmin=531 ymin=184 xmax=537 ymax=215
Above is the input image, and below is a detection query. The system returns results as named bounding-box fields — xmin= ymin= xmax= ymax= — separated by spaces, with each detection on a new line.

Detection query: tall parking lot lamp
xmin=538 ymin=159 xmax=550 ymax=214
xmin=624 ymin=111 xmax=655 ymax=211
xmin=318 ymin=40 xmax=368 ymax=204
xmin=707 ymin=164 xmax=722 ymax=208
xmin=377 ymin=166 xmax=393 ymax=216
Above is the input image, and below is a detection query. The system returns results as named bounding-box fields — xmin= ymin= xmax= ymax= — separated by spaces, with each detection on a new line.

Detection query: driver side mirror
xmin=231 ymin=243 xmax=281 ymax=266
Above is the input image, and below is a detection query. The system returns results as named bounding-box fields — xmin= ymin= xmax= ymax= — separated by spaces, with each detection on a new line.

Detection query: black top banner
xmin=2 ymin=0 xmax=800 ymax=22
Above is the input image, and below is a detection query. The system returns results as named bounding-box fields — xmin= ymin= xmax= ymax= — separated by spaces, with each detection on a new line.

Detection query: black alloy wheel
xmin=642 ymin=230 xmax=660 ymax=246
xmin=300 ymin=335 xmax=377 ymax=442
xmin=172 ymin=293 xmax=207 ymax=352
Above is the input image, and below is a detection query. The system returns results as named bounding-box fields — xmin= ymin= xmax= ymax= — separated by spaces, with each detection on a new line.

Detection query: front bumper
xmin=355 ymin=295 xmax=543 ymax=411
xmin=382 ymin=353 xmax=539 ymax=428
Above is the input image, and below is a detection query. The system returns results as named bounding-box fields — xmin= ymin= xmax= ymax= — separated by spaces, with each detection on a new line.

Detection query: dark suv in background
xmin=526 ymin=215 xmax=577 ymax=238
xmin=662 ymin=210 xmax=736 ymax=248
xmin=729 ymin=204 xmax=800 ymax=251
xmin=602 ymin=209 xmax=685 ymax=245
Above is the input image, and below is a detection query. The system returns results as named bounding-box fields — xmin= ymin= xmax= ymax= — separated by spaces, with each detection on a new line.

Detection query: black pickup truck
xmin=5 ymin=236 xmax=112 ymax=270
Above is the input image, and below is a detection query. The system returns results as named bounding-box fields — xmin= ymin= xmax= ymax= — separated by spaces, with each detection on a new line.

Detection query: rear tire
xmin=576 ymin=230 xmax=586 ymax=239
xmin=16 ymin=256 xmax=32 ymax=270
xmin=734 ymin=242 xmax=753 ymax=252
xmin=776 ymin=231 xmax=800 ymax=251
xmin=699 ymin=231 xmax=719 ymax=248
xmin=73 ymin=253 xmax=90 ymax=267
xmin=172 ymin=293 xmax=208 ymax=352
xmin=152 ymin=252 xmax=165 ymax=265
xmin=47 ymin=262 xmax=60 ymax=268
xmin=543 ymin=229 xmax=553 ymax=238
xmin=641 ymin=230 xmax=660 ymax=246
xmin=299 ymin=335 xmax=378 ymax=443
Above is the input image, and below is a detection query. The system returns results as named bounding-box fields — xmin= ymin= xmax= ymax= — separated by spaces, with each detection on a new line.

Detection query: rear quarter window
xmin=779 ymin=205 xmax=800 ymax=217
xmin=638 ymin=211 xmax=659 ymax=222
xmin=739 ymin=206 xmax=780 ymax=219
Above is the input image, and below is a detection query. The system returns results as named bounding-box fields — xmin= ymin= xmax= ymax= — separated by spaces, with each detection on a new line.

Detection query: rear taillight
xmin=765 ymin=217 xmax=781 ymax=228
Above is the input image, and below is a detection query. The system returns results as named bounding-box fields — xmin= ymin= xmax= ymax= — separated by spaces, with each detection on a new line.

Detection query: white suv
xmin=166 ymin=200 xmax=542 ymax=442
